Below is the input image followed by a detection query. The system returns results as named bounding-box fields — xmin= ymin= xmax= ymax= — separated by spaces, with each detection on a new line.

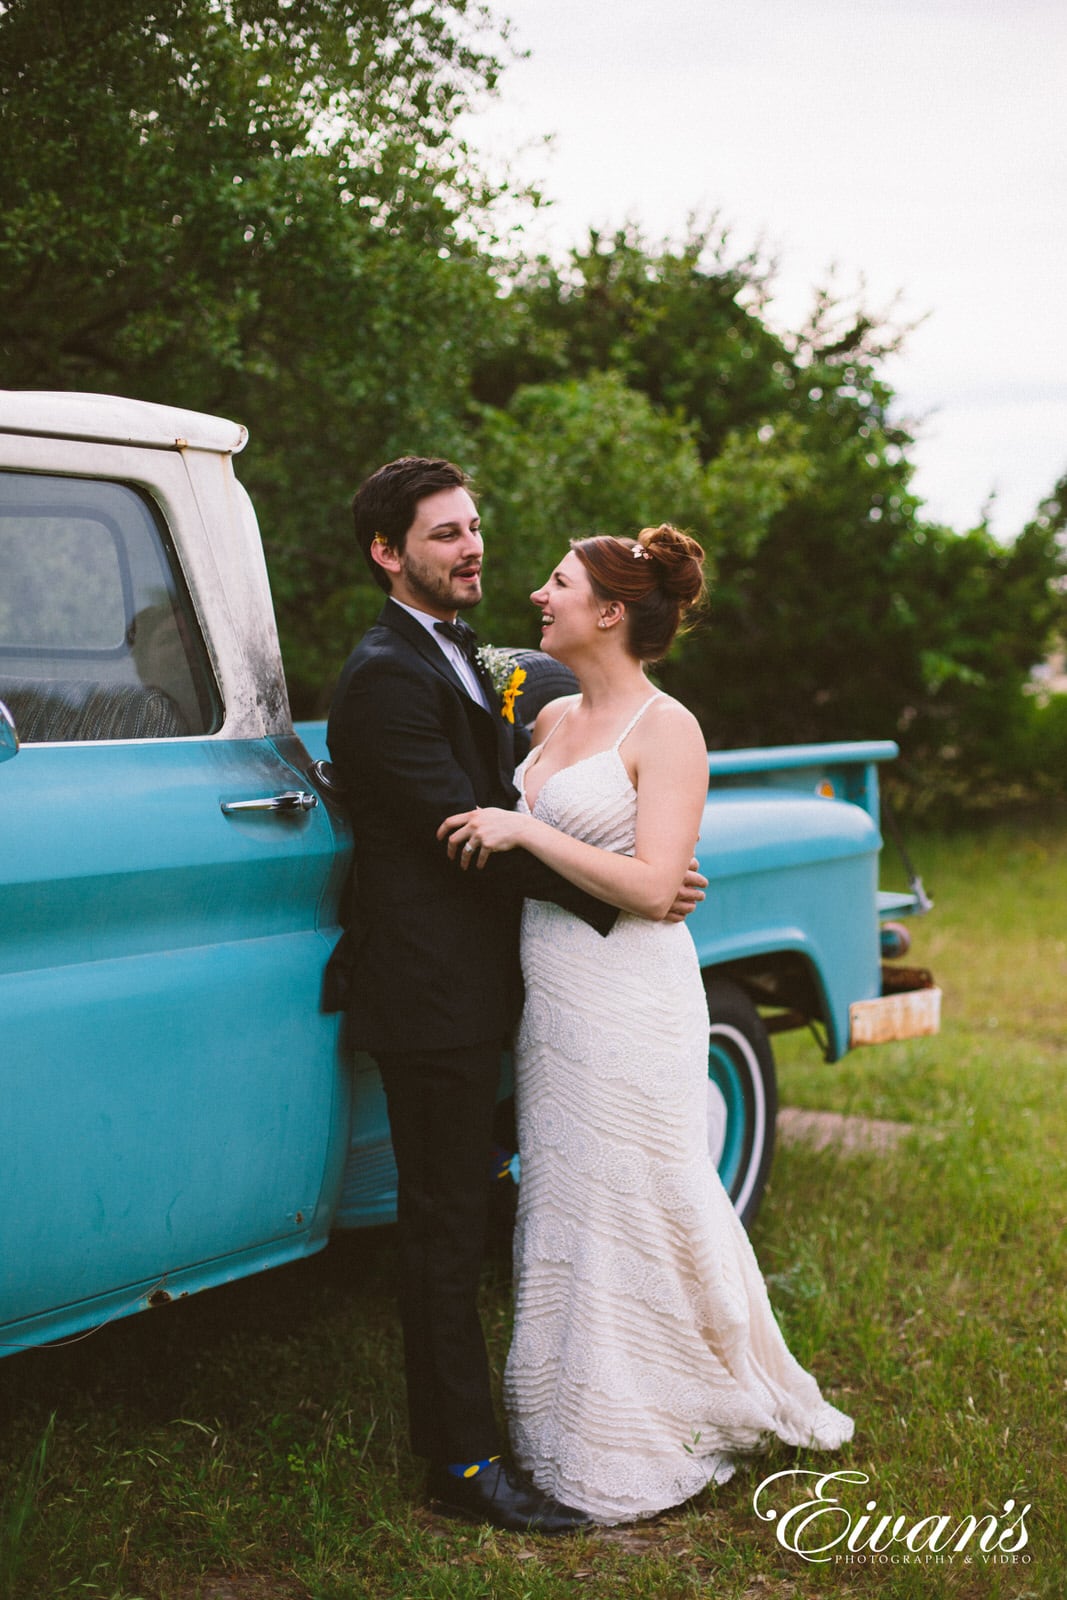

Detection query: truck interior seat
xmin=0 ymin=679 xmax=189 ymax=742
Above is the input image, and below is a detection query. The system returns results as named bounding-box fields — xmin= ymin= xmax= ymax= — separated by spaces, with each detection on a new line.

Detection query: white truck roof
xmin=0 ymin=390 xmax=247 ymax=454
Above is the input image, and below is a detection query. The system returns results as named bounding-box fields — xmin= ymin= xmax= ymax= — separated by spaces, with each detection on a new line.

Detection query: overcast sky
xmin=465 ymin=0 xmax=1067 ymax=539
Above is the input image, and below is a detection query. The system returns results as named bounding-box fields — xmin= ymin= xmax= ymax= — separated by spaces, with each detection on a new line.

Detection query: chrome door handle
xmin=221 ymin=790 xmax=319 ymax=815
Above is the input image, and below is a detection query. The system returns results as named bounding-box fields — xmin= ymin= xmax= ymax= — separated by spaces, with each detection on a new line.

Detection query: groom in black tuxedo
xmin=326 ymin=457 xmax=617 ymax=1533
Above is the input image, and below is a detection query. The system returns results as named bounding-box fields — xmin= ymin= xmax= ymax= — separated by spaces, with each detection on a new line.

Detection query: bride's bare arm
xmin=438 ymin=700 xmax=709 ymax=921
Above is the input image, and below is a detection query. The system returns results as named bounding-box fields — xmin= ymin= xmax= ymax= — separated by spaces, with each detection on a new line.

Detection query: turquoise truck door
xmin=0 ymin=470 xmax=347 ymax=1353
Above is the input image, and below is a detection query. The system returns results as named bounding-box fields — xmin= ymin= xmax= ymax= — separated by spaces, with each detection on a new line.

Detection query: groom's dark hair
xmin=353 ymin=456 xmax=473 ymax=593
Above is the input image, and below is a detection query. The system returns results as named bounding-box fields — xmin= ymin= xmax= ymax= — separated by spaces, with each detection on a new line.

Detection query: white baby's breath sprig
xmin=476 ymin=645 xmax=521 ymax=696
xmin=476 ymin=645 xmax=527 ymax=723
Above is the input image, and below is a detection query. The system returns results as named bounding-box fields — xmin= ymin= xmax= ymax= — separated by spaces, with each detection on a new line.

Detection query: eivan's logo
xmin=753 ymin=1470 xmax=1031 ymax=1566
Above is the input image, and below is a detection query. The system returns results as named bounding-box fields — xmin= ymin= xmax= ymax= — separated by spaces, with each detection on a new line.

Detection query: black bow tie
xmin=435 ymin=618 xmax=479 ymax=664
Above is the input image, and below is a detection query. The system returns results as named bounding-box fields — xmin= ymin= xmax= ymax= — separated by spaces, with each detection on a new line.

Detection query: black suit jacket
xmin=325 ymin=600 xmax=615 ymax=1053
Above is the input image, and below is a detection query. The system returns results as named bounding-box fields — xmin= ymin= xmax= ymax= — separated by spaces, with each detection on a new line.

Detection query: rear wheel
xmin=704 ymin=977 xmax=778 ymax=1228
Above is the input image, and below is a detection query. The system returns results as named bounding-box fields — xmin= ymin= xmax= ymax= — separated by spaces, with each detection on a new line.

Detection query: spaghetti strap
xmin=612 ymin=691 xmax=662 ymax=751
xmin=535 ymin=698 xmax=575 ymax=753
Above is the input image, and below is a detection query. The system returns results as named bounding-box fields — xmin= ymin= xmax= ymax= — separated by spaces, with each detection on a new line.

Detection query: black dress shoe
xmin=427 ymin=1460 xmax=593 ymax=1534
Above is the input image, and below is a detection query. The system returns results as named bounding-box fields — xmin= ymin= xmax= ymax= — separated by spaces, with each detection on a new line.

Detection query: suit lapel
xmin=378 ymin=601 xmax=518 ymax=791
xmin=488 ymin=683 xmax=518 ymax=792
xmin=378 ymin=599 xmax=469 ymax=697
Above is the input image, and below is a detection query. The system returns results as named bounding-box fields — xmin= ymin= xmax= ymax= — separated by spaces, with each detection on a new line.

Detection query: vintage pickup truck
xmin=0 ymin=391 xmax=938 ymax=1359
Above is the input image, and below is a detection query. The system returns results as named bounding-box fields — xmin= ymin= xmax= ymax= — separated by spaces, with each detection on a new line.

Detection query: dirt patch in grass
xmin=776 ymin=1106 xmax=915 ymax=1152
xmin=169 ymin=1576 xmax=309 ymax=1600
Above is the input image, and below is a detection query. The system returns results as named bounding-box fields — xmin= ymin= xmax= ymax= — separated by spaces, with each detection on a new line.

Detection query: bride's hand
xmin=437 ymin=806 xmax=532 ymax=868
xmin=662 ymin=857 xmax=708 ymax=922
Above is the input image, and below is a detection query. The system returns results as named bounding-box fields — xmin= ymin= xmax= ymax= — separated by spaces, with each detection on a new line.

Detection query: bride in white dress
xmin=440 ymin=524 xmax=853 ymax=1524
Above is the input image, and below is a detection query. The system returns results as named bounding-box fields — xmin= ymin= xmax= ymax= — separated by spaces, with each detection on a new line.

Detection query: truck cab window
xmin=0 ymin=472 xmax=220 ymax=739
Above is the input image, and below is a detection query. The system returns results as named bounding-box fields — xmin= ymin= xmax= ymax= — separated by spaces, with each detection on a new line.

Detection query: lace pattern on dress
xmin=505 ymin=692 xmax=853 ymax=1523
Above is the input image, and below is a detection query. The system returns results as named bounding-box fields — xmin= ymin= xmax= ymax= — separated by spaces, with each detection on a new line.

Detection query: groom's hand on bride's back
xmin=663 ymin=857 xmax=707 ymax=923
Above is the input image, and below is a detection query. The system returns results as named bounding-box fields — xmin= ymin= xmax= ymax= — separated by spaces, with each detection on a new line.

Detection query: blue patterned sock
xmin=447 ymin=1454 xmax=502 ymax=1479
xmin=490 ymin=1145 xmax=521 ymax=1183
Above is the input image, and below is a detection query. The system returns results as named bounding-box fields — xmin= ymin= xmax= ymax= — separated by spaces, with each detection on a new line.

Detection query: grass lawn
xmin=2 ymin=810 xmax=1064 ymax=1599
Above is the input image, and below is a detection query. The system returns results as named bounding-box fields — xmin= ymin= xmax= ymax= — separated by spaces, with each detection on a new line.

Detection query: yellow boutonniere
xmin=476 ymin=646 xmax=527 ymax=722
xmin=500 ymin=665 xmax=527 ymax=724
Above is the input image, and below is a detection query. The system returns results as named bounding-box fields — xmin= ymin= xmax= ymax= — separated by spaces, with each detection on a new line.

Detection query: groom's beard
xmin=400 ymin=552 xmax=483 ymax=614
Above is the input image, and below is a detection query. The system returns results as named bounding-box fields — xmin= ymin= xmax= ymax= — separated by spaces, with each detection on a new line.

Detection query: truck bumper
xmin=849 ymin=965 xmax=942 ymax=1046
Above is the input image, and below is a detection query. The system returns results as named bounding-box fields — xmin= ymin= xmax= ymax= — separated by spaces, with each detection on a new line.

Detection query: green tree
xmin=470 ymin=370 xmax=716 ymax=646
xmin=0 ymin=0 xmax=508 ymax=394
xmin=893 ymin=477 xmax=1067 ymax=810
xmin=477 ymin=223 xmax=788 ymax=461
xmin=0 ymin=0 xmax=514 ymax=702
xmin=484 ymin=232 xmax=925 ymax=737
xmin=479 ymin=229 xmax=1066 ymax=805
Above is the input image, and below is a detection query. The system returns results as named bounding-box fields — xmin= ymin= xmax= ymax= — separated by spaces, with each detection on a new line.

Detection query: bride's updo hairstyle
xmin=572 ymin=524 xmax=706 ymax=663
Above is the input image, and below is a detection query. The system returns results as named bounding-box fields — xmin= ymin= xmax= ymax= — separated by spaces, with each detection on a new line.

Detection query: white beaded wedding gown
xmin=504 ymin=693 xmax=853 ymax=1525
